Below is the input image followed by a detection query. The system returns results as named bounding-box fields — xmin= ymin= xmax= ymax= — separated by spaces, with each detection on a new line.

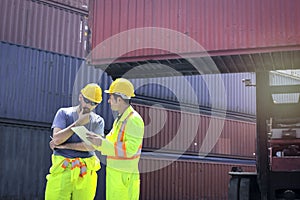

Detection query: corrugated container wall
xmin=0 ymin=42 xmax=114 ymax=130
xmin=0 ymin=124 xmax=52 ymax=199
xmin=140 ymin=156 xmax=256 ymax=200
xmin=133 ymin=103 xmax=256 ymax=158
xmin=3 ymin=43 xmax=299 ymax=159
xmin=0 ymin=0 xmax=88 ymax=58
xmin=269 ymin=71 xmax=300 ymax=104
xmin=0 ymin=121 xmax=255 ymax=199
xmin=89 ymin=0 xmax=300 ymax=63
xmin=131 ymin=71 xmax=300 ymax=116
xmin=0 ymin=122 xmax=107 ymax=200
xmin=46 ymin=0 xmax=89 ymax=10
xmin=131 ymin=73 xmax=257 ymax=116
xmin=270 ymin=71 xmax=300 ymax=85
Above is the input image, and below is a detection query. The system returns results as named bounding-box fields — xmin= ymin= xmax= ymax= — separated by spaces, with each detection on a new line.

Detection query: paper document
xmin=71 ymin=126 xmax=93 ymax=146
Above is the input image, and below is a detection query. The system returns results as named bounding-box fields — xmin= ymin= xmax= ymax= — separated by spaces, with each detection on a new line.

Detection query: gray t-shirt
xmin=51 ymin=106 xmax=104 ymax=158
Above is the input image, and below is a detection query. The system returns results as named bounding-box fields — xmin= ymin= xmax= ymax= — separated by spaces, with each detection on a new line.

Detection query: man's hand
xmin=86 ymin=132 xmax=103 ymax=147
xmin=76 ymin=109 xmax=90 ymax=126
xmin=49 ymin=140 xmax=66 ymax=150
xmin=49 ymin=140 xmax=57 ymax=150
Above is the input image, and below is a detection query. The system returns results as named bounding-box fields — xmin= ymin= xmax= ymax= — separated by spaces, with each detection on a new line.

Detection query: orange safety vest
xmin=107 ymin=112 xmax=142 ymax=160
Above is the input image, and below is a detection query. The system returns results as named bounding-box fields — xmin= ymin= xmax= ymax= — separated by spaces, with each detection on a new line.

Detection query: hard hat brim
xmin=105 ymin=91 xmax=132 ymax=99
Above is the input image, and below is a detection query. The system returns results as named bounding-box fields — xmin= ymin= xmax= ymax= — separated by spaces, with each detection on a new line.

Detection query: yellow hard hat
xmin=81 ymin=83 xmax=102 ymax=103
xmin=105 ymin=78 xmax=135 ymax=99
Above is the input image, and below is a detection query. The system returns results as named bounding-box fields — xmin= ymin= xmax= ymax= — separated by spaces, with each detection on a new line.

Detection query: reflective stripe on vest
xmin=61 ymin=158 xmax=70 ymax=169
xmin=108 ymin=112 xmax=142 ymax=160
xmin=79 ymin=162 xmax=87 ymax=177
xmin=61 ymin=158 xmax=87 ymax=177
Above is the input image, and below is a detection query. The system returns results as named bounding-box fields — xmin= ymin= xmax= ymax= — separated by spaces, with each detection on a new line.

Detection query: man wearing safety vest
xmin=87 ymin=78 xmax=144 ymax=200
xmin=45 ymin=83 xmax=104 ymax=200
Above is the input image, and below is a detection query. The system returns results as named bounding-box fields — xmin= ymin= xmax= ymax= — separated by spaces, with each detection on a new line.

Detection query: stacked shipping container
xmin=0 ymin=1 xmax=90 ymax=198
xmin=140 ymin=156 xmax=256 ymax=200
xmin=134 ymin=103 xmax=256 ymax=158
xmin=0 ymin=123 xmax=52 ymax=199
xmin=46 ymin=0 xmax=89 ymax=10
xmin=0 ymin=41 xmax=257 ymax=199
xmin=0 ymin=42 xmax=113 ymax=127
xmin=8 ymin=0 xmax=300 ymax=199
xmin=132 ymin=73 xmax=257 ymax=116
xmin=0 ymin=41 xmax=109 ymax=200
xmin=0 ymin=120 xmax=256 ymax=199
xmin=0 ymin=1 xmax=105 ymax=198
xmin=0 ymin=41 xmax=257 ymax=157
xmin=3 ymin=1 xmax=300 ymax=198
xmin=89 ymin=0 xmax=300 ymax=63
xmin=0 ymin=0 xmax=88 ymax=58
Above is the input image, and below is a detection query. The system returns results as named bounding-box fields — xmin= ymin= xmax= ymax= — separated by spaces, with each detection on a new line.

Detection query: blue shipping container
xmin=2 ymin=42 xmax=299 ymax=127
xmin=0 ymin=42 xmax=114 ymax=130
xmin=0 ymin=122 xmax=106 ymax=200
xmin=131 ymin=71 xmax=300 ymax=116
xmin=131 ymin=73 xmax=257 ymax=116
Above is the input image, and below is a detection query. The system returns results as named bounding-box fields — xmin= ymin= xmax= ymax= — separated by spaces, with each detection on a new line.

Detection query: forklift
xmin=229 ymin=71 xmax=300 ymax=200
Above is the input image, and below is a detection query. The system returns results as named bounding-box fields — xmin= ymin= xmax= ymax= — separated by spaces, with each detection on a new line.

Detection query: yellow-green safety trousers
xmin=45 ymin=154 xmax=100 ymax=200
xmin=106 ymin=167 xmax=140 ymax=200
xmin=96 ymin=106 xmax=144 ymax=200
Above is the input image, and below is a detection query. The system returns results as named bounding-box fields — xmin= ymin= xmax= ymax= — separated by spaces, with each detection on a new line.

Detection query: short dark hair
xmin=112 ymin=93 xmax=131 ymax=104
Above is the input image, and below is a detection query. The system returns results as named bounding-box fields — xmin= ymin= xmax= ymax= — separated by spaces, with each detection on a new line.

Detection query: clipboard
xmin=71 ymin=126 xmax=93 ymax=146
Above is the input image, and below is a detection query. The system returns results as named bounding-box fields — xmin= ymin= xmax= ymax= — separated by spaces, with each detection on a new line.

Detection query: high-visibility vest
xmin=107 ymin=112 xmax=142 ymax=160
xmin=98 ymin=106 xmax=144 ymax=172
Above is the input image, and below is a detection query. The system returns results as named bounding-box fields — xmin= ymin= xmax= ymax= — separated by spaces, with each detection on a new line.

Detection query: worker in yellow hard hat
xmin=45 ymin=83 xmax=105 ymax=200
xmin=87 ymin=78 xmax=144 ymax=200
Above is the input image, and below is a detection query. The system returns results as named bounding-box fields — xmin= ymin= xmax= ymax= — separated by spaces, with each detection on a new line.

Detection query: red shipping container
xmin=139 ymin=155 xmax=256 ymax=200
xmin=133 ymin=103 xmax=256 ymax=158
xmin=88 ymin=0 xmax=300 ymax=63
xmin=0 ymin=0 xmax=88 ymax=57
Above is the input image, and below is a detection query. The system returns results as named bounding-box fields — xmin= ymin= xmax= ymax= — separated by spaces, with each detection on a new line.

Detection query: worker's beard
xmin=79 ymin=105 xmax=91 ymax=114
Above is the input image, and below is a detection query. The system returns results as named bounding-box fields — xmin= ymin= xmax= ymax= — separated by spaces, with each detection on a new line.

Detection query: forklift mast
xmin=229 ymin=71 xmax=300 ymax=200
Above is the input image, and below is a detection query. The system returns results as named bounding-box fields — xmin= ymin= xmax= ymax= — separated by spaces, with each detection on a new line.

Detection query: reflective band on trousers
xmin=61 ymin=158 xmax=87 ymax=177
xmin=108 ymin=112 xmax=142 ymax=160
